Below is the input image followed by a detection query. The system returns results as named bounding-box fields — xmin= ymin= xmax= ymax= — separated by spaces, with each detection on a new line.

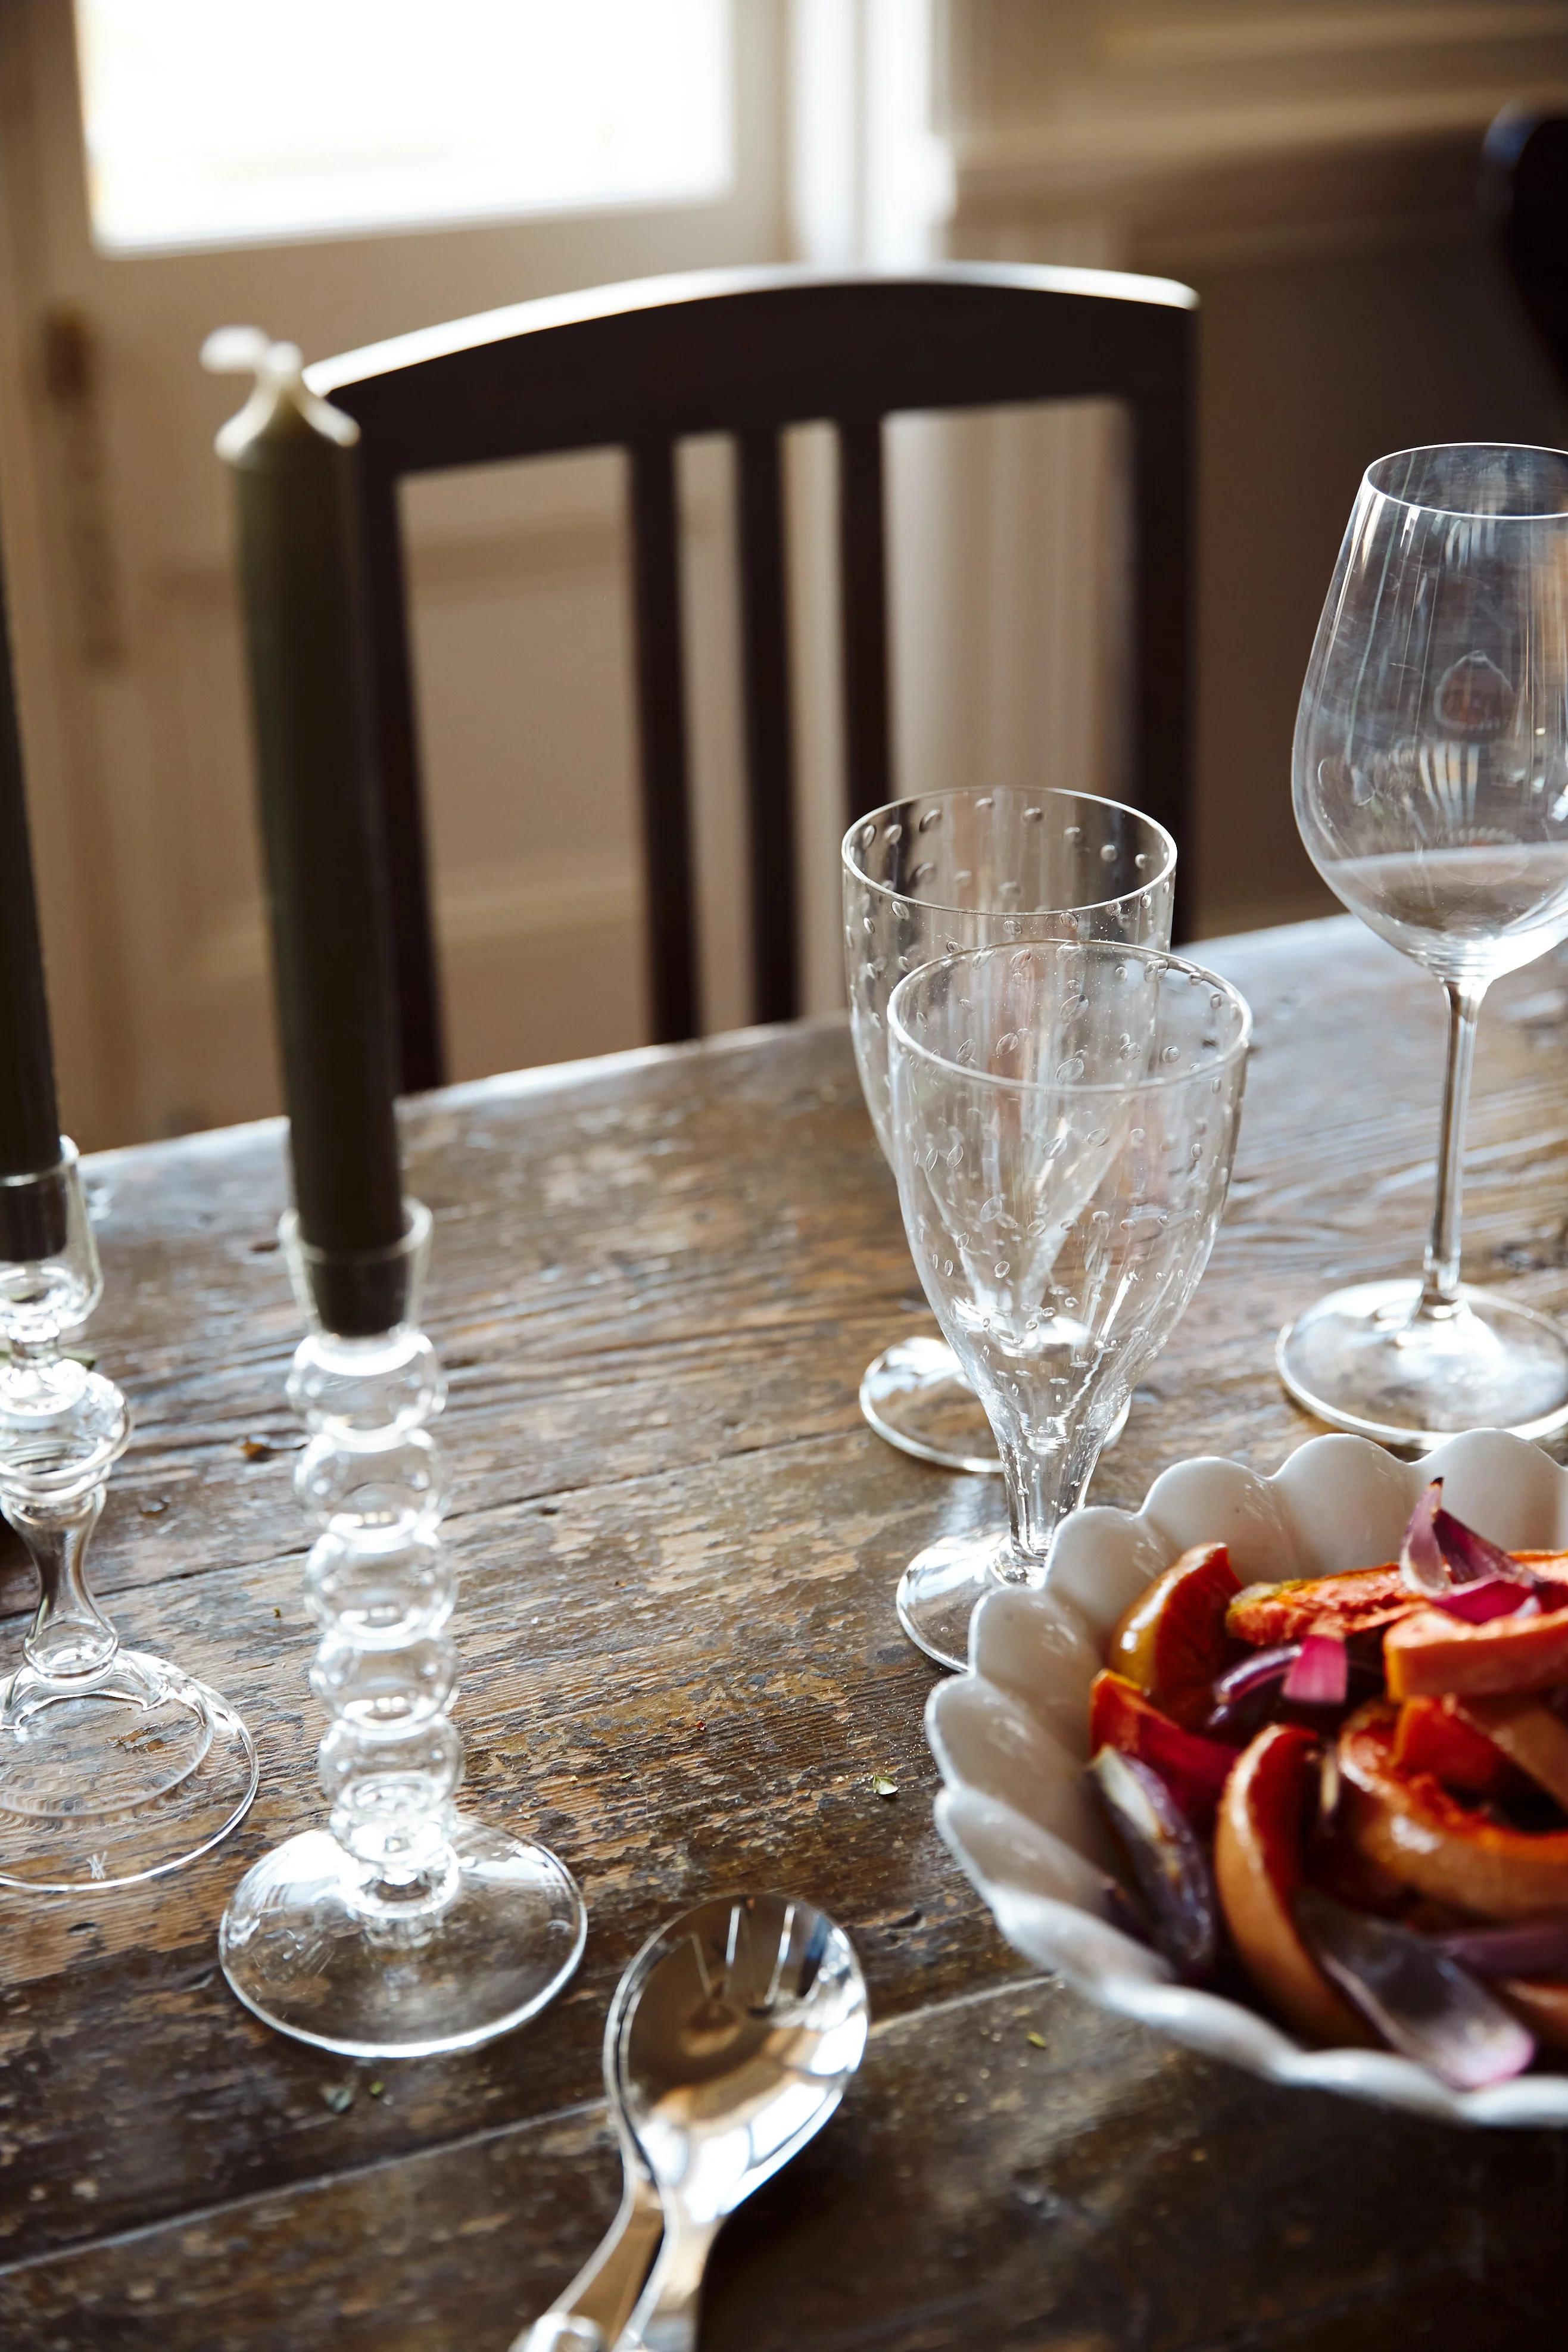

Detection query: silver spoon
xmin=516 ymin=1958 xmax=665 ymax=2352
xmin=615 ymin=1891 xmax=868 ymax=2352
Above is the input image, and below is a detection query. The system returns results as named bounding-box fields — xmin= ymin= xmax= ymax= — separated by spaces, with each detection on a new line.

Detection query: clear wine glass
xmin=843 ymin=790 xmax=1176 ymax=1473
xmin=1279 ymin=443 xmax=1568 ymax=1447
xmin=887 ymin=939 xmax=1250 ymax=1670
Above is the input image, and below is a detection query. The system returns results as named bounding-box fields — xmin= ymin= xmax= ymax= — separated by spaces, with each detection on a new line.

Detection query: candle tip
xmin=201 ymin=326 xmax=303 ymax=382
xmin=207 ymin=327 xmax=359 ymax=460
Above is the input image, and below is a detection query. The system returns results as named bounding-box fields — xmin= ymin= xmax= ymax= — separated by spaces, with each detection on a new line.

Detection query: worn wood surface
xmin=6 ymin=915 xmax=1568 ymax=2349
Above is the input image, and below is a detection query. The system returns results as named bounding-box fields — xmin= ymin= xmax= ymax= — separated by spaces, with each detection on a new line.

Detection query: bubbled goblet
xmin=887 ymin=940 xmax=1250 ymax=1670
xmin=844 ymin=790 xmax=1176 ymax=1473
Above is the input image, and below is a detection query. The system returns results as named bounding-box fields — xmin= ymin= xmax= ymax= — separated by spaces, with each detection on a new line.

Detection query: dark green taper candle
xmin=0 ymin=488 xmax=67 ymax=1264
xmin=212 ymin=333 xmax=405 ymax=1335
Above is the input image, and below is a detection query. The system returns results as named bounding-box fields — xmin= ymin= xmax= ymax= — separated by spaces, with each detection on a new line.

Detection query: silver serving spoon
xmin=616 ymin=1891 xmax=868 ymax=2352
xmin=516 ymin=1958 xmax=665 ymax=2352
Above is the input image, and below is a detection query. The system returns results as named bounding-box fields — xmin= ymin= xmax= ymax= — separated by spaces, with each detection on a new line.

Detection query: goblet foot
xmin=861 ymin=1338 xmax=1000 ymax=1472
xmin=897 ymin=1528 xmax=1036 ymax=1674
xmin=219 ymin=1813 xmax=586 ymax=2059
xmin=0 ymin=1648 xmax=257 ymax=1890
xmin=1277 ymin=1279 xmax=1568 ymax=1448
xmin=862 ymin=1339 xmax=1130 ymax=1472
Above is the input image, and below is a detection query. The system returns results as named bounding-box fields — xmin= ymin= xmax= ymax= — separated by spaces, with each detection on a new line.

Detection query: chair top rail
xmin=307 ymin=263 xmax=1196 ymax=478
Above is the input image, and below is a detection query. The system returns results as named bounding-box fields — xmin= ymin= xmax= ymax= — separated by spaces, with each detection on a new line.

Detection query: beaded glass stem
xmin=0 ymin=1144 xmax=257 ymax=1889
xmin=219 ymin=1200 xmax=585 ymax=2058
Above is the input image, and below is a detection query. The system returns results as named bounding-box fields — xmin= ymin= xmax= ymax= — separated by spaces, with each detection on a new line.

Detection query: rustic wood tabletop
xmin=6 ymin=914 xmax=1568 ymax=2351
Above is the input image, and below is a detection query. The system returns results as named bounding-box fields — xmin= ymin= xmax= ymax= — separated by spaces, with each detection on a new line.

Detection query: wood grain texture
xmin=7 ymin=915 xmax=1568 ymax=2348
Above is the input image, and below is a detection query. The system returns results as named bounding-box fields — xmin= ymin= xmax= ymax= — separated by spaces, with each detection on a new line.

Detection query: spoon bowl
xmin=619 ymin=1892 xmax=867 ymax=2350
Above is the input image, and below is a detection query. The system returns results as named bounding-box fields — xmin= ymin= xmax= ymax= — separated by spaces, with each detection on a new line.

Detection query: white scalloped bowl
xmin=927 ymin=1428 xmax=1568 ymax=2126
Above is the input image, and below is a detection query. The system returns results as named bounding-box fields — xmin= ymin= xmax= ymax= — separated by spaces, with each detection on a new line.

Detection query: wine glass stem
xmin=1419 ymin=977 xmax=1486 ymax=1317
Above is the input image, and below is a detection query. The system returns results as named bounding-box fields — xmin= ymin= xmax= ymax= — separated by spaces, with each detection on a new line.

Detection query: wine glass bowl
xmin=886 ymin=940 xmax=1249 ymax=1671
xmin=843 ymin=789 xmax=1175 ymax=1473
xmin=1280 ymin=443 xmax=1568 ymax=1446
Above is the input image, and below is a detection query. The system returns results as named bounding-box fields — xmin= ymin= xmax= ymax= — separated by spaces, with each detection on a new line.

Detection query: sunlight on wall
xmin=74 ymin=0 xmax=732 ymax=252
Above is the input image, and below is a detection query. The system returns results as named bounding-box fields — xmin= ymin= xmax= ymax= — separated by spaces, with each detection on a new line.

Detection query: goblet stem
xmin=995 ymin=1411 xmax=1103 ymax=1583
xmin=1418 ymin=977 xmax=1486 ymax=1317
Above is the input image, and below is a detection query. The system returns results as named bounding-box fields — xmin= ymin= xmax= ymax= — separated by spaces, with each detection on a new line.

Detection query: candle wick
xmin=201 ymin=325 xmax=301 ymax=384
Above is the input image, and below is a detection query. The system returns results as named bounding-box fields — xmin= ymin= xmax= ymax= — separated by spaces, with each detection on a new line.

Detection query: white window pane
xmin=74 ymin=0 xmax=732 ymax=253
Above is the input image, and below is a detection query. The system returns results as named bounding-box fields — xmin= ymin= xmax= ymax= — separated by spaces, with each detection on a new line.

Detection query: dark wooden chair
xmin=310 ymin=264 xmax=1197 ymax=1093
xmin=1482 ymin=110 xmax=1568 ymax=398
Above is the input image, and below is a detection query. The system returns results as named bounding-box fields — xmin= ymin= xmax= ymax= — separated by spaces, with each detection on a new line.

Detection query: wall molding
xmin=940 ymin=0 xmax=1568 ymax=270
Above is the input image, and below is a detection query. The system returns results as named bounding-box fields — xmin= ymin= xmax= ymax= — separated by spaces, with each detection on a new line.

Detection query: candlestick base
xmin=0 ymin=1647 xmax=257 ymax=1890
xmin=218 ymin=1812 xmax=585 ymax=2058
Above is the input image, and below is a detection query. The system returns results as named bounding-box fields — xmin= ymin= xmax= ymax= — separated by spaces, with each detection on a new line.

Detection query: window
xmin=74 ymin=0 xmax=732 ymax=254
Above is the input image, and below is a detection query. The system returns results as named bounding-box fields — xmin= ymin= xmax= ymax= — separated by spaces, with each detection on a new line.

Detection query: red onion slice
xmin=1296 ymin=1889 xmax=1536 ymax=2091
xmin=1211 ymin=1645 xmax=1300 ymax=1706
xmin=1433 ymin=1579 xmax=1539 ymax=1624
xmin=1437 ymin=1509 xmax=1532 ymax=1588
xmin=1400 ymin=1478 xmax=1533 ymax=1596
xmin=1437 ymin=1919 xmax=1568 ymax=1977
xmin=1088 ymin=1747 xmax=1218 ymax=1984
xmin=1401 ymin=1479 xmax=1449 ymax=1596
xmin=1282 ymin=1632 xmax=1348 ymax=1706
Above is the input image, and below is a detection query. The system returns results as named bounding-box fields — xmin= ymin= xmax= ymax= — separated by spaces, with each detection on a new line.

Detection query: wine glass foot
xmin=862 ymin=1340 xmax=1130 ymax=1472
xmin=1277 ymin=1279 xmax=1568 ymax=1448
xmin=896 ymin=1529 xmax=1030 ymax=1674
xmin=219 ymin=1814 xmax=586 ymax=2059
xmin=0 ymin=1648 xmax=257 ymax=1890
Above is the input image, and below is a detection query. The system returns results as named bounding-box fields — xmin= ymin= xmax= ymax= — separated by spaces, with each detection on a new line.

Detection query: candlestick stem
xmin=219 ymin=1202 xmax=584 ymax=2057
xmin=0 ymin=1145 xmax=257 ymax=1890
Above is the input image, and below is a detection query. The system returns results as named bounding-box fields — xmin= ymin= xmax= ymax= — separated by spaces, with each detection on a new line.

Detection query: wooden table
xmin=7 ymin=915 xmax=1568 ymax=2351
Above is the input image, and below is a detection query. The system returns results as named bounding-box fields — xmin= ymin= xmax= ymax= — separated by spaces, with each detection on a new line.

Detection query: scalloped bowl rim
xmin=925 ymin=1427 xmax=1568 ymax=2127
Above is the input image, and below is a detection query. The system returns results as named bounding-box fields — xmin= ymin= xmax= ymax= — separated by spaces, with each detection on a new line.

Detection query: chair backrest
xmin=1482 ymin=110 xmax=1568 ymax=398
xmin=310 ymin=263 xmax=1197 ymax=1092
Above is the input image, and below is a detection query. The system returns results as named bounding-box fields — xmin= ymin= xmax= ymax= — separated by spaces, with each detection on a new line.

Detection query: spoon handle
xmin=619 ymin=2211 xmax=721 ymax=2352
xmin=515 ymin=2163 xmax=664 ymax=2352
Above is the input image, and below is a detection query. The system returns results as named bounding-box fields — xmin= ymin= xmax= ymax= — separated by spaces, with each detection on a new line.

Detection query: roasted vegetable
xmin=1384 ymin=1602 xmax=1568 ymax=1702
xmin=1227 ymin=1566 xmax=1414 ymax=1648
xmin=1392 ymin=1696 xmax=1517 ymax=1798
xmin=1214 ymin=1723 xmax=1370 ymax=2047
xmin=1087 ymin=1671 xmax=1237 ymax=1827
xmin=1088 ymin=1746 xmax=1218 ymax=1982
xmin=1339 ymin=1703 xmax=1568 ymax=1919
xmin=1107 ymin=1543 xmax=1241 ymax=1730
xmin=1295 ymin=1889 xmax=1534 ymax=2091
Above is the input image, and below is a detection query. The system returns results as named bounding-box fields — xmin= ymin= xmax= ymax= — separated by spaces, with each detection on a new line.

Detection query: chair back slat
xmin=1129 ymin=378 xmax=1196 ymax=943
xmin=837 ymin=414 xmax=892 ymax=823
xmin=312 ymin=266 xmax=1198 ymax=1087
xmin=628 ymin=438 xmax=699 ymax=1044
xmin=735 ymin=428 xmax=797 ymax=1024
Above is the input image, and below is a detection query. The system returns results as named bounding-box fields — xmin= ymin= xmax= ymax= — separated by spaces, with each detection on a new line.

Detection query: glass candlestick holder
xmin=219 ymin=1201 xmax=585 ymax=2058
xmin=0 ymin=1144 xmax=257 ymax=1890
